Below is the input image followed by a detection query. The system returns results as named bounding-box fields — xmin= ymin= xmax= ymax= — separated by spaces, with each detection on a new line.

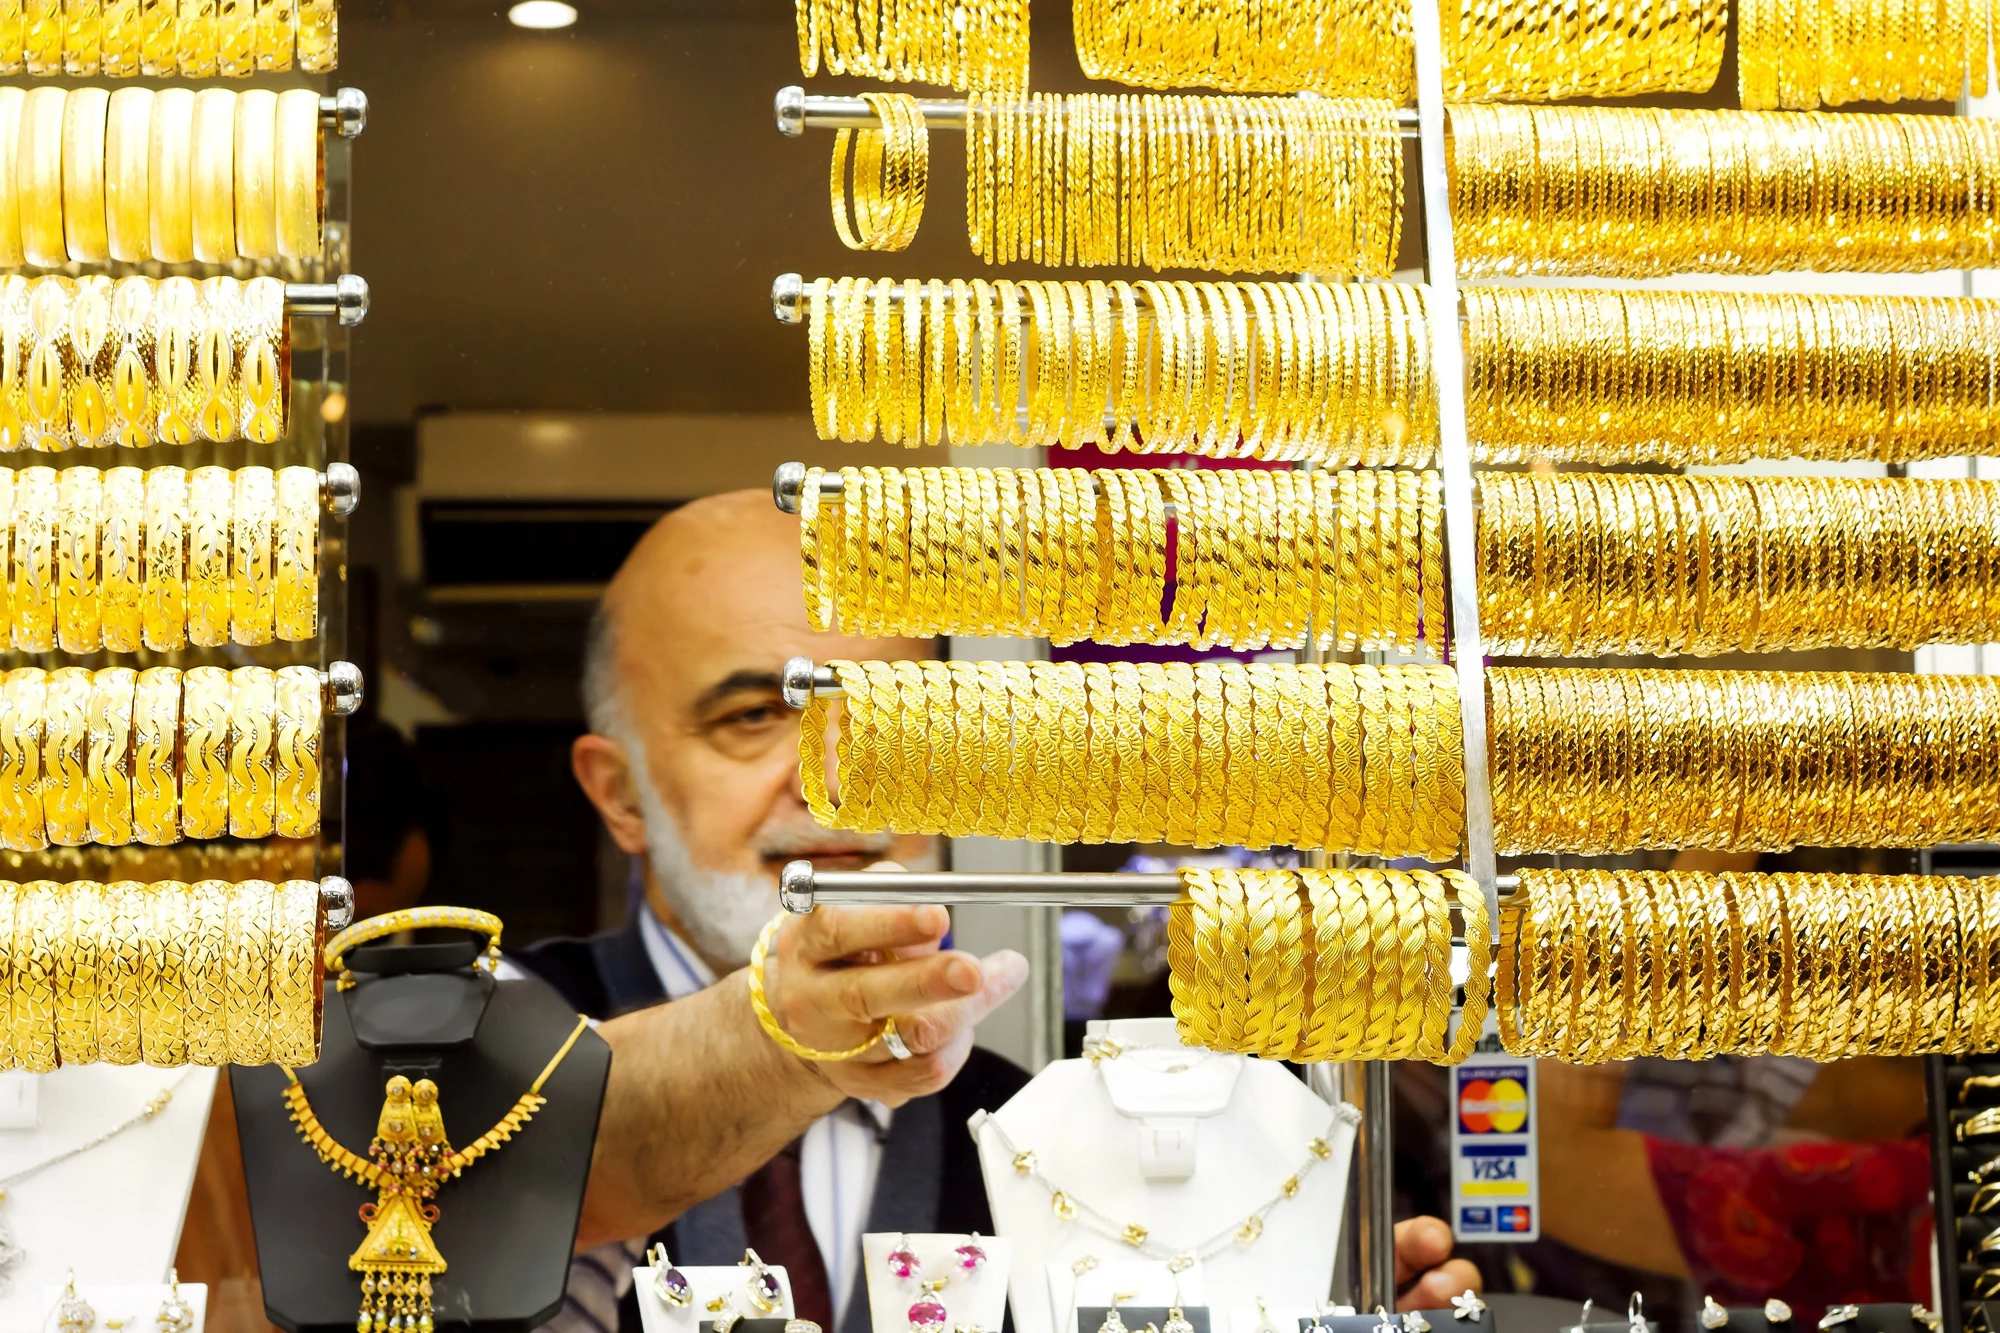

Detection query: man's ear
xmin=572 ymin=734 xmax=650 ymax=855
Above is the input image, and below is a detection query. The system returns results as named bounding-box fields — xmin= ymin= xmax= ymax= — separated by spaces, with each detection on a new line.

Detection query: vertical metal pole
xmin=1358 ymin=1061 xmax=1397 ymax=1310
xmin=1407 ymin=0 xmax=1498 ymax=941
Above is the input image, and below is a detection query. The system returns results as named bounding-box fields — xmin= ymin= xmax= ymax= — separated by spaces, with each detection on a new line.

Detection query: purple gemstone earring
xmin=648 ymin=1244 xmax=693 ymax=1310
xmin=888 ymin=1235 xmax=922 ymax=1281
xmin=741 ymin=1249 xmax=784 ymax=1315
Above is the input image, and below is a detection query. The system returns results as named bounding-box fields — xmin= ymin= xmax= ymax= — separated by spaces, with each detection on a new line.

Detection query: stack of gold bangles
xmin=1478 ymin=473 xmax=2000 ymax=655
xmin=0 ymin=876 xmax=325 ymax=1071
xmin=1463 ymin=288 xmax=2000 ymax=463
xmin=1738 ymin=0 xmax=1988 ymax=106
xmin=0 ymin=838 xmax=319 ymax=886
xmin=796 ymin=0 xmax=1026 ymax=90
xmin=0 ymin=276 xmax=291 ymax=449
xmin=1440 ymin=0 xmax=1724 ymax=97
xmin=1501 ymin=869 xmax=2000 ymax=1060
xmin=0 ymin=84 xmax=323 ymax=266
xmin=800 ymin=465 xmax=1445 ymax=651
xmin=1168 ymin=867 xmax=1491 ymax=1063
xmin=830 ymin=93 xmax=926 ymax=252
xmin=0 ymin=663 xmax=325 ymax=851
xmin=1450 ymin=104 xmax=2000 ymax=275
xmin=964 ymin=94 xmax=1404 ymax=274
xmin=804 ymin=277 xmax=1436 ymax=463
xmin=0 ymin=464 xmax=318 ymax=653
xmin=3 ymin=0 xmax=337 ymax=77
xmin=802 ymin=659 xmax=1464 ymax=857
xmin=1489 ymin=669 xmax=2000 ymax=854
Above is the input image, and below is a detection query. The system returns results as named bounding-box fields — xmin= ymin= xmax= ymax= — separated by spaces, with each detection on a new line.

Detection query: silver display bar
xmin=318 ymin=89 xmax=369 ymax=139
xmin=284 ymin=275 xmax=370 ymax=326
xmin=772 ymin=461 xmax=1182 ymax=519
xmin=775 ymin=86 xmax=1421 ymax=138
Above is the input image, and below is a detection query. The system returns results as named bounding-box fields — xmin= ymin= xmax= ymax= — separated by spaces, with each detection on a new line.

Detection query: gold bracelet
xmin=294 ymin=0 xmax=332 ymax=71
xmin=252 ymin=0 xmax=294 ymax=69
xmin=239 ymin=276 xmax=286 ymax=444
xmin=274 ymin=465 xmax=316 ymax=640
xmin=54 ymin=877 xmax=102 ymax=1064
xmin=131 ymin=666 xmax=180 ymax=846
xmin=87 ymin=667 xmax=136 ymax=846
xmin=142 ymin=465 xmax=187 ymax=651
xmin=216 ymin=0 xmax=253 ymax=75
xmin=268 ymin=877 xmax=319 ymax=1065
xmin=231 ymin=88 xmax=278 ymax=259
xmin=182 ymin=877 xmax=231 ymax=1065
xmin=224 ymin=877 xmax=274 ymax=1066
xmin=98 ymin=465 xmax=142 ymax=651
xmin=325 ymin=905 xmax=503 ymax=991
xmin=178 ymin=0 xmax=219 ymax=76
xmin=11 ymin=880 xmax=59 ymax=1070
xmin=230 ymin=465 xmax=274 ymax=645
xmin=101 ymin=0 xmax=143 ymax=74
xmin=0 ymin=91 xmax=25 ymax=268
xmin=186 ymin=464 xmax=230 ymax=647
xmin=61 ymin=88 xmax=110 ymax=264
xmin=54 ymin=466 xmax=100 ymax=654
xmin=96 ymin=879 xmax=145 ymax=1065
xmin=274 ymin=664 xmax=320 ymax=839
xmin=41 ymin=666 xmax=89 ymax=848
xmin=0 ymin=671 xmax=46 ymax=853
xmin=227 ymin=664 xmax=274 ymax=839
xmin=273 ymin=87 xmax=320 ymax=259
xmin=193 ymin=277 xmax=238 ymax=442
xmin=148 ymin=87 xmax=195 ymax=264
xmin=23 ymin=0 xmax=61 ymax=75
xmin=179 ymin=665 xmax=230 ymax=840
xmin=747 ymin=912 xmax=891 ymax=1061
xmin=19 ymin=88 xmax=66 ymax=267
xmin=137 ymin=879 xmax=188 ymax=1066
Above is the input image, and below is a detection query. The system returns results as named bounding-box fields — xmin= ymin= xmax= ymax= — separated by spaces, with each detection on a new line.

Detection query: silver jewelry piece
xmin=1377 ymin=1306 xmax=1399 ymax=1333
xmin=56 ymin=1273 xmax=96 ymax=1333
xmin=1764 ymin=1302 xmax=1793 ymax=1326
xmin=154 ymin=1272 xmax=194 ymax=1333
xmin=742 ymin=1248 xmax=784 ymax=1314
xmin=1451 ymin=1292 xmax=1487 ymax=1323
xmin=1912 ymin=1306 xmax=1940 ymax=1332
xmin=1702 ymin=1297 xmax=1730 ymax=1330
xmin=1099 ymin=1298 xmax=1132 ymax=1333
xmin=1162 ymin=1307 xmax=1195 ymax=1333
xmin=786 ymin=1323 xmax=823 ymax=1333
xmin=1818 ymin=1308 xmax=1860 ymax=1330
xmin=1628 ymin=1293 xmax=1648 ymax=1333
xmin=1406 ymin=1311 xmax=1433 ymax=1333
xmin=649 ymin=1244 xmax=694 ymax=1309
xmin=883 ymin=1024 xmax=914 ymax=1060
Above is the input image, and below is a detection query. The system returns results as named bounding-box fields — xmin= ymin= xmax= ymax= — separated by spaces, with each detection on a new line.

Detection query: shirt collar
xmin=637 ymin=904 xmax=717 ymax=1001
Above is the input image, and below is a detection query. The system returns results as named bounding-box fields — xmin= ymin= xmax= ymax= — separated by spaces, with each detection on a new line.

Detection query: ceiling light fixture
xmin=508 ymin=1 xmax=577 ymax=29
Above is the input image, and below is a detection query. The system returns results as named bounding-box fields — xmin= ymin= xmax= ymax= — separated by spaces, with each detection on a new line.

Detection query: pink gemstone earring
xmin=907 ymin=1278 xmax=950 ymax=1333
xmin=887 ymin=1235 xmax=922 ymax=1282
xmin=951 ymin=1235 xmax=987 ymax=1275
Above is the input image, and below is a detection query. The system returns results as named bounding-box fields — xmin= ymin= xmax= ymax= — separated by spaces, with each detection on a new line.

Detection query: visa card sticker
xmin=1449 ymin=1053 xmax=1538 ymax=1243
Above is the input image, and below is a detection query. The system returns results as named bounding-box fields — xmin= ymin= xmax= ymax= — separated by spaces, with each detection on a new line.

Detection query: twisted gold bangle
xmin=746 ymin=912 xmax=892 ymax=1062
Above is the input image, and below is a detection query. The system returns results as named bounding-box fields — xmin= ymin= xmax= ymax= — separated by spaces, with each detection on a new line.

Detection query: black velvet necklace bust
xmin=233 ymin=939 xmax=612 ymax=1332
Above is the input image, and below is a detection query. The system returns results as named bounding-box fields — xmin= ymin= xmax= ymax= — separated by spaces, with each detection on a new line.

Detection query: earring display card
xmin=703 ymin=1322 xmax=800 ymax=1333
xmin=1807 ymin=1304 xmax=1941 ymax=1333
xmin=40 ymin=1281 xmax=208 ymax=1333
xmin=860 ymin=1233 xmax=1012 ymax=1333
xmin=633 ymin=1264 xmax=795 ymax=1333
xmin=1055 ymin=1261 xmax=1208 ymax=1333
xmin=1079 ymin=1307 xmax=1211 ymax=1333
xmin=1301 ymin=1308 xmax=1485 ymax=1333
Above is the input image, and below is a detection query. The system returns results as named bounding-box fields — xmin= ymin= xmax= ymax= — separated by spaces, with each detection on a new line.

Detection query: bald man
xmin=519 ymin=491 xmax=1481 ymax=1333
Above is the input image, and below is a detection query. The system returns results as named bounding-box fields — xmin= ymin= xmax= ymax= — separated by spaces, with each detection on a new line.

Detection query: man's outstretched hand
xmin=1396 ymin=1216 xmax=1484 ymax=1311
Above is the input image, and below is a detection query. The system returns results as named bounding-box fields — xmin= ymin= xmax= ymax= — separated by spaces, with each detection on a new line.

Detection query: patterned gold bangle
xmin=224 ymin=877 xmax=274 ymax=1066
xmin=11 ymin=880 xmax=59 ymax=1071
xmin=294 ymin=0 xmax=334 ymax=72
xmin=217 ymin=0 xmax=254 ymax=77
xmin=182 ymin=877 xmax=231 ymax=1065
xmin=177 ymin=0 xmax=218 ymax=75
xmin=142 ymin=465 xmax=188 ymax=651
xmin=186 ymin=464 xmax=230 ymax=647
xmin=137 ymin=877 xmax=187 ymax=1065
xmin=61 ymin=88 xmax=110 ymax=264
xmin=0 ymin=671 xmax=45 ymax=853
xmin=253 ymin=0 xmax=294 ymax=69
xmin=96 ymin=879 xmax=145 ymax=1065
xmin=56 ymin=466 xmax=101 ymax=654
xmin=747 ymin=912 xmax=889 ymax=1061
xmin=54 ymin=877 xmax=102 ymax=1064
xmin=152 ymin=277 xmax=198 ymax=445
xmin=99 ymin=465 xmax=142 ymax=652
xmin=274 ymin=664 xmax=320 ymax=839
xmin=12 ymin=466 xmax=54 ymax=653
xmin=131 ymin=666 xmax=180 ymax=847
xmin=228 ymin=665 xmax=275 ymax=839
xmin=87 ymin=667 xmax=136 ymax=847
xmin=40 ymin=667 xmax=89 ymax=848
xmin=238 ymin=276 xmax=286 ymax=444
xmin=179 ymin=665 xmax=230 ymax=840
xmin=148 ymin=88 xmax=195 ymax=265
xmin=273 ymin=88 xmax=321 ymax=259
xmin=230 ymin=465 xmax=274 ymax=645
xmin=268 ymin=877 xmax=320 ymax=1066
xmin=193 ymin=277 xmax=239 ymax=442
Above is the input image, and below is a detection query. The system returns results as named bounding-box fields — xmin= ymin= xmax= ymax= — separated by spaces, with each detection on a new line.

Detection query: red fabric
xmin=740 ymin=1137 xmax=835 ymax=1328
xmin=1644 ymin=1134 xmax=1934 ymax=1307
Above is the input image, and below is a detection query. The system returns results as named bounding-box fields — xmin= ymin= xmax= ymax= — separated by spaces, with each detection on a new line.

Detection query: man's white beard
xmin=629 ymin=759 xmax=783 ymax=970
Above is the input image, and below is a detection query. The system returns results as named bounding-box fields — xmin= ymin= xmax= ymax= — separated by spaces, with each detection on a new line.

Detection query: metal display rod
xmin=318 ymin=89 xmax=369 ymax=139
xmin=773 ymin=461 xmax=1184 ymax=520
xmin=775 ymin=86 xmax=1422 ymax=137
xmin=284 ymin=275 xmax=371 ymax=326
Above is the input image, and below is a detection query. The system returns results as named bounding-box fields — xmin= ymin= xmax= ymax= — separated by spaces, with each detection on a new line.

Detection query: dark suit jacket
xmin=515 ymin=921 xmax=1031 ymax=1333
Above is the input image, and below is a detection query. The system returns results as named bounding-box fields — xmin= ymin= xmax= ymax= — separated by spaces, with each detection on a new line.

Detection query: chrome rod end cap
xmin=779 ymin=860 xmax=816 ymax=914
xmin=781 ymin=657 xmax=816 ymax=710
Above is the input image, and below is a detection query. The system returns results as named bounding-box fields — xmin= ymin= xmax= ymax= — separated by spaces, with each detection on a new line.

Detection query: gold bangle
xmin=23 ymin=0 xmax=60 ymax=75
xmin=268 ymin=877 xmax=319 ymax=1066
xmin=56 ymin=466 xmax=101 ymax=654
xmin=252 ymin=0 xmax=293 ymax=69
xmin=40 ymin=666 xmax=89 ymax=848
xmin=12 ymin=880 xmax=59 ymax=1071
xmin=68 ymin=276 xmax=112 ymax=449
xmin=182 ymin=877 xmax=231 ymax=1065
xmin=186 ymin=464 xmax=230 ymax=647
xmin=231 ymin=88 xmax=278 ymax=259
xmin=54 ymin=878 xmax=102 ymax=1064
xmin=102 ymin=0 xmax=143 ymax=74
xmin=294 ymin=0 xmax=331 ymax=71
xmin=747 ymin=912 xmax=890 ymax=1060
xmin=227 ymin=664 xmax=274 ymax=839
xmin=215 ymin=0 xmax=252 ymax=74
xmin=273 ymin=464 xmax=316 ymax=639
xmin=138 ymin=877 xmax=188 ymax=1065
xmin=0 ymin=89 xmax=27 ymax=268
xmin=107 ymin=276 xmax=153 ymax=447
xmin=177 ymin=0 xmax=218 ymax=76
xmin=179 ymin=665 xmax=230 ymax=840
xmin=131 ymin=666 xmax=181 ymax=846
xmin=0 ymin=671 xmax=45 ymax=852
xmin=19 ymin=88 xmax=66 ymax=268
xmin=99 ymin=465 xmax=142 ymax=652
xmin=139 ymin=0 xmax=177 ymax=74
xmin=142 ymin=465 xmax=188 ymax=651
xmin=193 ymin=276 xmax=238 ymax=442
xmin=273 ymin=87 xmax=320 ymax=259
xmin=324 ymin=905 xmax=503 ymax=991
xmin=148 ymin=87 xmax=195 ymax=264
xmin=152 ymin=276 xmax=198 ymax=446
xmin=96 ymin=880 xmax=145 ymax=1065
xmin=87 ymin=666 xmax=136 ymax=847
xmin=61 ymin=88 xmax=110 ymax=264
xmin=224 ymin=877 xmax=273 ymax=1066
xmin=238 ymin=276 xmax=286 ymax=443
xmin=22 ymin=278 xmax=74 ymax=449
xmin=273 ymin=664 xmax=319 ymax=838
xmin=190 ymin=89 xmax=235 ymax=263
xmin=230 ymin=465 xmax=273 ymax=645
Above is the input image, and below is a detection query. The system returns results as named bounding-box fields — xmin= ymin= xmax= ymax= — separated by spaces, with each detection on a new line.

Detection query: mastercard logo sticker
xmin=1457 ymin=1077 xmax=1529 ymax=1133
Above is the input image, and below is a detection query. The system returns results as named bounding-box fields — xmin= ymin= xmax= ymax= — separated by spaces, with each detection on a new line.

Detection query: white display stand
xmin=37 ymin=1279 xmax=208 ymax=1333
xmin=0 ymin=1065 xmax=215 ymax=1331
xmin=1057 ymin=1260 xmax=1206 ymax=1333
xmin=859 ymin=1233 xmax=1012 ymax=1333
xmin=973 ymin=1019 xmax=1357 ymax=1333
xmin=633 ymin=1261 xmax=795 ymax=1333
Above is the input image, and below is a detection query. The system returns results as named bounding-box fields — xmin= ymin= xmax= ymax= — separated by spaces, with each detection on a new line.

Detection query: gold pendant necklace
xmin=281 ymin=1015 xmax=589 ymax=1333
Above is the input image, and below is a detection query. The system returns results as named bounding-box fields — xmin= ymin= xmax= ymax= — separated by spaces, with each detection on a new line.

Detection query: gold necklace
xmin=282 ymin=1015 xmax=590 ymax=1333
